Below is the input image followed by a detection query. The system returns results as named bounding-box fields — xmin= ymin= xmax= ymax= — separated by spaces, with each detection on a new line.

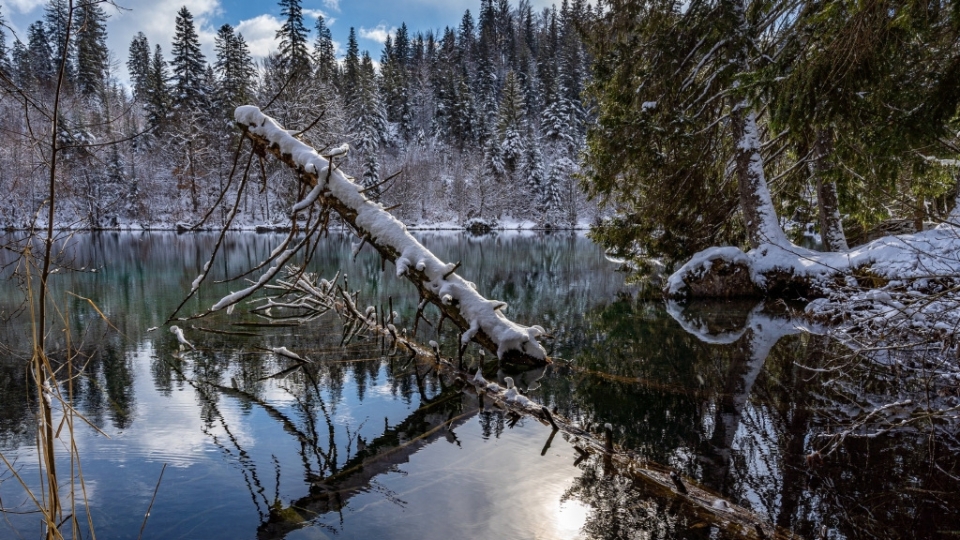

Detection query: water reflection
xmin=0 ymin=232 xmax=957 ymax=539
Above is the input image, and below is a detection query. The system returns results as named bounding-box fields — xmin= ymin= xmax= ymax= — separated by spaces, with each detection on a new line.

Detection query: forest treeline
xmin=0 ymin=0 xmax=596 ymax=230
xmin=3 ymin=0 xmax=960 ymax=271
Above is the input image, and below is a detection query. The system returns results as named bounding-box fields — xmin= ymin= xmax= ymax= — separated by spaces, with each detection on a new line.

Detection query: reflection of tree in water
xmin=537 ymin=295 xmax=960 ymax=539
xmin=564 ymin=455 xmax=745 ymax=540
xmin=752 ymin=334 xmax=960 ymax=539
xmin=537 ymin=298 xmax=723 ymax=466
xmin=0 ymin=354 xmax=31 ymax=449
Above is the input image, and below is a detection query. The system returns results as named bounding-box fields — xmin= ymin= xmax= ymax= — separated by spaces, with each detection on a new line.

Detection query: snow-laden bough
xmin=233 ymin=106 xmax=547 ymax=368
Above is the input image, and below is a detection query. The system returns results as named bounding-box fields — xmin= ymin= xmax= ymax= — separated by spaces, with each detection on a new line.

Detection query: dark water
xmin=0 ymin=232 xmax=957 ymax=539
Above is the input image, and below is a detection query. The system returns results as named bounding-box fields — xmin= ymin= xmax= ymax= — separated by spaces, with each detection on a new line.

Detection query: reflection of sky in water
xmin=303 ymin=416 xmax=588 ymax=540
xmin=0 ymin=318 xmax=591 ymax=539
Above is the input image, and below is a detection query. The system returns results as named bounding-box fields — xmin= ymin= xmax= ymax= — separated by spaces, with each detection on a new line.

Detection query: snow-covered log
xmin=234 ymin=106 xmax=547 ymax=369
xmin=668 ymin=227 xmax=960 ymax=307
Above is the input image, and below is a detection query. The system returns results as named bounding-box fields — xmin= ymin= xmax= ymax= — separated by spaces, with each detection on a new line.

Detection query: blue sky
xmin=3 ymin=0 xmax=557 ymax=85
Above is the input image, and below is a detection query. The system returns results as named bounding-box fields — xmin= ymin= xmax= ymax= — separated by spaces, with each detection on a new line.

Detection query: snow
xmin=668 ymin=225 xmax=960 ymax=346
xmin=169 ymin=325 xmax=195 ymax=350
xmin=235 ymin=106 xmax=547 ymax=362
xmin=271 ymin=346 xmax=309 ymax=363
xmin=737 ymin=109 xmax=789 ymax=247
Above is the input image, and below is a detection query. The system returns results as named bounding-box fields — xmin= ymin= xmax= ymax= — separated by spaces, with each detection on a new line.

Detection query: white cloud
xmin=321 ymin=0 xmax=341 ymax=12
xmin=105 ymin=0 xmax=222 ymax=86
xmin=303 ymin=8 xmax=335 ymax=28
xmin=358 ymin=23 xmax=395 ymax=44
xmin=3 ymin=0 xmax=44 ymax=15
xmin=235 ymin=14 xmax=281 ymax=59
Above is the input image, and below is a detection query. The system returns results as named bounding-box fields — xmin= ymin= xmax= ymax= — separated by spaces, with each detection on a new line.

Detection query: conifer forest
xmin=0 ymin=0 xmax=596 ymax=230
xmin=3 ymin=1 xmax=960 ymax=539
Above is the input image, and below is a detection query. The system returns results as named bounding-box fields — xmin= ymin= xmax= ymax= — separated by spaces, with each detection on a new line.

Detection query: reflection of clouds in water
xmin=310 ymin=418 xmax=588 ymax=539
xmin=258 ymin=381 xmax=300 ymax=406
xmin=70 ymin=341 xmax=256 ymax=469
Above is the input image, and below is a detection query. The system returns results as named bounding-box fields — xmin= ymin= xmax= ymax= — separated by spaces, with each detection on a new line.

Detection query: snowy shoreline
xmin=0 ymin=222 xmax=595 ymax=233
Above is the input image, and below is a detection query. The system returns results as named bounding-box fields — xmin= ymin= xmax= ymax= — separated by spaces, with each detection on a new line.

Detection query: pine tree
xmin=128 ymin=32 xmax=151 ymax=101
xmin=170 ymin=6 xmax=206 ymax=111
xmin=352 ymin=52 xmax=388 ymax=194
xmin=12 ymin=40 xmax=31 ymax=88
xmin=28 ymin=21 xmax=56 ymax=87
xmin=496 ymin=71 xmax=527 ymax=172
xmin=276 ymin=0 xmax=310 ymax=76
xmin=74 ymin=0 xmax=109 ymax=96
xmin=313 ymin=16 xmax=337 ymax=83
xmin=214 ymin=24 xmax=255 ymax=112
xmin=343 ymin=28 xmax=360 ymax=95
xmin=44 ymin=0 xmax=75 ymax=83
xmin=146 ymin=44 xmax=171 ymax=132
xmin=0 ymin=6 xmax=10 ymax=77
xmin=520 ymin=134 xmax=546 ymax=212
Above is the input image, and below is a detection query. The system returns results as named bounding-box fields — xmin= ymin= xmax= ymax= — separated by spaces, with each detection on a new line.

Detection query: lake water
xmin=0 ymin=232 xmax=957 ymax=539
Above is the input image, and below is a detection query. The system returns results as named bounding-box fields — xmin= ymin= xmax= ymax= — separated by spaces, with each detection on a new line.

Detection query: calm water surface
xmin=0 ymin=232 xmax=957 ymax=539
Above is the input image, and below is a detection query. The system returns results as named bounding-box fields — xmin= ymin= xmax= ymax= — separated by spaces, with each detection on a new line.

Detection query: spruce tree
xmin=276 ymin=0 xmax=310 ymax=76
xmin=0 ymin=6 xmax=10 ymax=77
xmin=475 ymin=0 xmax=499 ymax=116
xmin=457 ymin=10 xmax=476 ymax=70
xmin=44 ymin=0 xmax=74 ymax=83
xmin=520 ymin=134 xmax=546 ymax=212
xmin=496 ymin=71 xmax=526 ymax=172
xmin=581 ymin=0 xmax=744 ymax=263
xmin=352 ymin=52 xmax=388 ymax=194
xmin=12 ymin=40 xmax=31 ymax=88
xmin=313 ymin=16 xmax=337 ymax=83
xmin=146 ymin=44 xmax=171 ymax=132
xmin=28 ymin=21 xmax=56 ymax=87
xmin=170 ymin=6 xmax=206 ymax=111
xmin=214 ymin=24 xmax=255 ymax=112
xmin=343 ymin=27 xmax=361 ymax=94
xmin=128 ymin=32 xmax=151 ymax=101
xmin=452 ymin=75 xmax=478 ymax=149
xmin=352 ymin=52 xmax=388 ymax=155
xmin=74 ymin=0 xmax=109 ymax=96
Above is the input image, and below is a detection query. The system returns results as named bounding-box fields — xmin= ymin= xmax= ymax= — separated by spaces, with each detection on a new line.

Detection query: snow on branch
xmin=234 ymin=106 xmax=547 ymax=368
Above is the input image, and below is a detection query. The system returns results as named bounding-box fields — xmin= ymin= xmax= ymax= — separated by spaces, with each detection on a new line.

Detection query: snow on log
xmin=234 ymin=106 xmax=547 ymax=369
xmin=170 ymin=325 xmax=195 ymax=350
xmin=667 ymin=227 xmax=960 ymax=300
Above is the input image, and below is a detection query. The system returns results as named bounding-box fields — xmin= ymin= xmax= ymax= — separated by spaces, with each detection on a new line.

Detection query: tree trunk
xmin=730 ymin=105 xmax=788 ymax=248
xmin=813 ymin=132 xmax=848 ymax=251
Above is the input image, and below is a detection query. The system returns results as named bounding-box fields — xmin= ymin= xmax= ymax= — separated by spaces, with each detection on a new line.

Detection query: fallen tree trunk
xmin=234 ymin=106 xmax=547 ymax=370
